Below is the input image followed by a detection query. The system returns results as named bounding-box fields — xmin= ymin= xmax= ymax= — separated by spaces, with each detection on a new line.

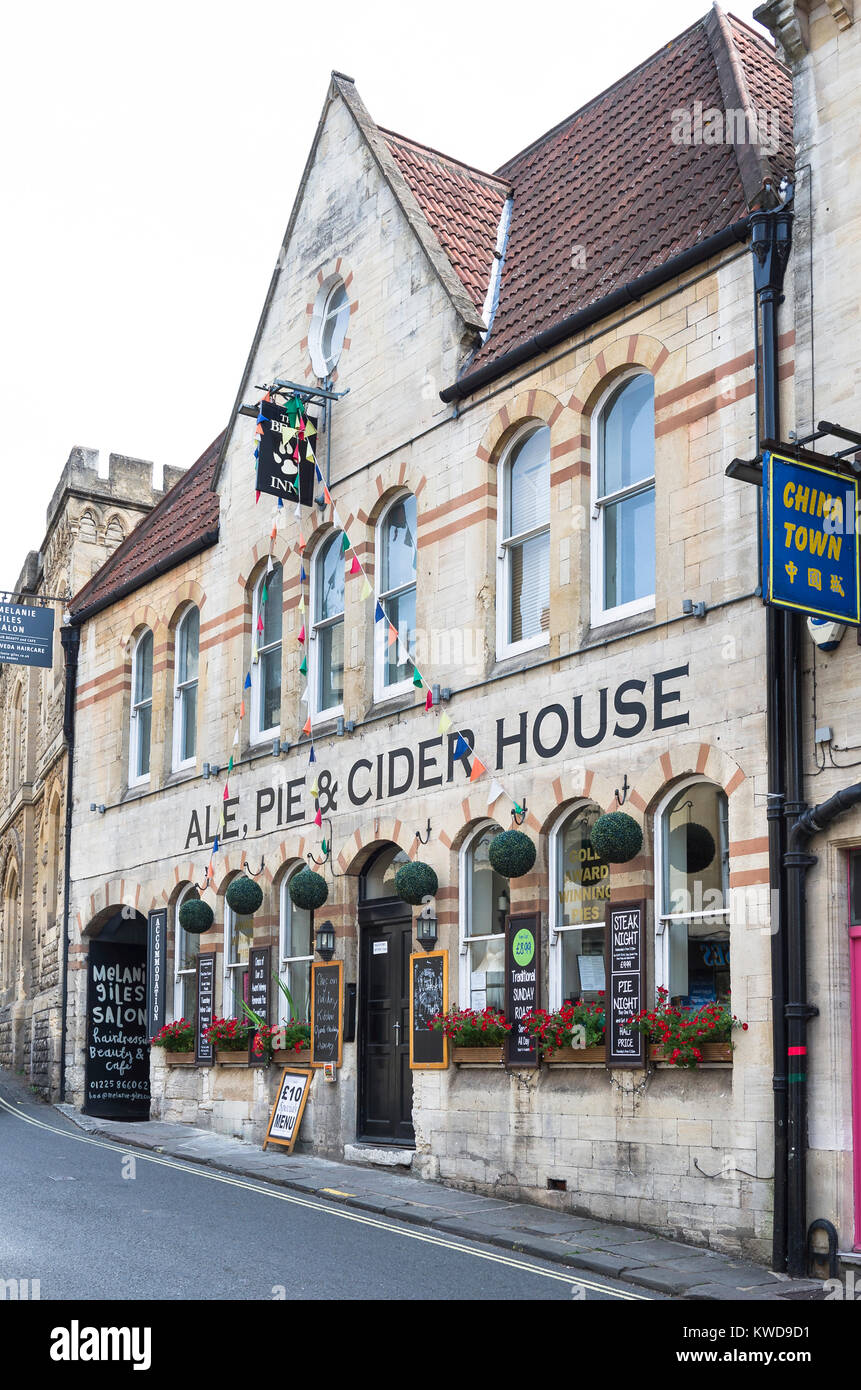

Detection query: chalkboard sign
xmin=409 ymin=951 xmax=448 ymax=1070
xmin=311 ymin=960 xmax=343 ymax=1067
xmin=605 ymin=900 xmax=646 ymax=1069
xmin=84 ymin=940 xmax=150 ymax=1119
xmin=247 ymin=946 xmax=271 ymax=1068
xmin=146 ymin=909 xmax=167 ymax=1039
xmin=505 ymin=914 xmax=541 ymax=1066
xmin=263 ymin=1068 xmax=313 ymax=1153
xmin=195 ymin=953 xmax=216 ymax=1066
xmin=255 ymin=399 xmax=317 ymax=505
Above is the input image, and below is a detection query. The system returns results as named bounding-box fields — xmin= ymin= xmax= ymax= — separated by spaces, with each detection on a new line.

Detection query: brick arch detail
xmin=475 ymin=388 xmax=572 ymax=472
xmin=567 ymin=332 xmax=670 ymax=418
xmin=635 ymin=741 xmax=747 ymax=816
xmin=337 ymin=818 xmax=419 ymax=875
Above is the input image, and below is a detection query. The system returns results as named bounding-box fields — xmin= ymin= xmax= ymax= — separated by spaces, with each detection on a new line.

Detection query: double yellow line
xmin=0 ymin=1093 xmax=649 ymax=1300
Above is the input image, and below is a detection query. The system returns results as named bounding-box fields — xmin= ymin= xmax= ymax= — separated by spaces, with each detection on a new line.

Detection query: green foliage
xmin=589 ymin=811 xmax=643 ymax=863
xmin=487 ymin=829 xmax=536 ymax=879
xmin=178 ymin=898 xmax=214 ymax=934
xmin=288 ymin=868 xmax=329 ymax=911
xmin=394 ymin=860 xmax=438 ymax=905
xmin=225 ymin=876 xmax=264 ymax=916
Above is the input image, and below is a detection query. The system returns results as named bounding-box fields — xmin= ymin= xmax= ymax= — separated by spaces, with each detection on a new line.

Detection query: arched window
xmin=223 ymin=879 xmax=254 ymax=1018
xmin=105 ymin=517 xmax=125 ymax=553
xmin=459 ymin=823 xmax=508 ymax=1010
xmin=591 ymin=372 xmax=655 ymax=624
xmin=173 ymin=605 xmax=199 ymax=770
xmin=497 ymin=425 xmax=550 ymax=658
xmin=2 ymin=866 xmax=19 ymax=993
xmin=173 ymin=884 xmax=200 ymax=1024
xmin=656 ymin=779 xmax=729 ymax=1004
xmin=78 ymin=510 xmax=97 ymax=543
xmin=251 ymin=564 xmax=282 ymax=742
xmin=310 ymin=279 xmax=350 ymax=378
xmin=311 ymin=532 xmax=344 ymax=718
xmin=375 ymin=493 xmax=417 ymax=697
xmin=130 ymin=629 xmax=153 ymax=784
xmin=549 ymin=803 xmax=609 ymax=1008
xmin=278 ymin=868 xmax=314 ymax=1024
xmin=46 ymin=794 xmax=62 ymax=926
xmin=360 ymin=844 xmax=410 ymax=901
xmin=9 ymin=685 xmax=23 ymax=793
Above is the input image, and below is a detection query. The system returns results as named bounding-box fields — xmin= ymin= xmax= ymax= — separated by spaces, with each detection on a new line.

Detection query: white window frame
xmin=310 ymin=531 xmax=345 ymax=723
xmin=590 ymin=370 xmax=656 ymax=629
xmin=458 ymin=820 xmax=507 ymax=1008
xmin=222 ymin=892 xmax=251 ymax=1020
xmin=496 ymin=422 xmax=551 ymax=661
xmin=548 ymin=800 xmax=609 ymax=1009
xmin=129 ymin=629 xmax=153 ymax=787
xmin=172 ymin=604 xmax=199 ymax=772
xmin=278 ymin=870 xmax=314 ymax=1025
xmin=374 ymin=490 xmax=417 ymax=701
xmin=250 ymin=566 xmax=282 ymax=746
xmin=173 ymin=883 xmax=199 ymax=1024
xmin=309 ymin=276 xmax=351 ymax=379
xmin=654 ymin=775 xmax=730 ymax=998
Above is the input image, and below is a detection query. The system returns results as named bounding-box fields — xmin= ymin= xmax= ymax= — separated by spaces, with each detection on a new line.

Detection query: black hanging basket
xmin=589 ymin=811 xmax=643 ymax=864
xmin=394 ymin=860 xmax=438 ymax=906
xmin=669 ymin=822 xmax=716 ymax=874
xmin=178 ymin=898 xmax=214 ymax=935
xmin=225 ymin=876 xmax=264 ymax=916
xmin=288 ymin=867 xmax=329 ymax=912
xmin=487 ymin=829 xmax=536 ymax=879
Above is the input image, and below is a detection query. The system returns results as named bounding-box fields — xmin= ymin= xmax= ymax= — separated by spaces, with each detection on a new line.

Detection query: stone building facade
xmin=63 ymin=11 xmax=806 ymax=1261
xmin=0 ymin=449 xmax=179 ymax=1094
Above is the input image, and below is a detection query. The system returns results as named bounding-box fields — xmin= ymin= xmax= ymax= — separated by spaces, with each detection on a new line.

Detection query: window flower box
xmin=272 ymin=1048 xmax=312 ymax=1066
xmin=648 ymin=1042 xmax=732 ymax=1064
xmin=215 ymin=1050 xmax=250 ymax=1067
xmin=163 ymin=1051 xmax=196 ymax=1067
xmin=543 ymin=1046 xmax=607 ymax=1064
xmin=451 ymin=1046 xmax=505 ymax=1065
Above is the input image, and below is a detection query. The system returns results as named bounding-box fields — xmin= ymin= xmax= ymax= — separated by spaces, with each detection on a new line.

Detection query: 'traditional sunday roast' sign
xmin=605 ymin=901 xmax=646 ymax=1069
xmin=0 ymin=601 xmax=54 ymax=668
xmin=182 ymin=666 xmax=692 ymax=850
xmin=505 ymin=915 xmax=540 ymax=1066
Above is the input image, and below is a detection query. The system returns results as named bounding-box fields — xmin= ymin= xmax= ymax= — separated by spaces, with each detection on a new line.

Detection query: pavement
xmin=51 ymin=1100 xmax=827 ymax=1301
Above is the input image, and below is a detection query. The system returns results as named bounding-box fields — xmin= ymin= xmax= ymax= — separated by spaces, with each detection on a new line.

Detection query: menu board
xmin=409 ymin=951 xmax=448 ymax=1070
xmin=263 ymin=1068 xmax=313 ymax=1153
xmin=311 ymin=961 xmax=343 ymax=1067
xmin=605 ymin=901 xmax=646 ymax=1069
xmin=84 ymin=940 xmax=150 ymax=1119
xmin=247 ymin=946 xmax=271 ymax=1068
xmin=505 ymin=914 xmax=540 ymax=1067
xmin=195 ymin=953 xmax=216 ymax=1066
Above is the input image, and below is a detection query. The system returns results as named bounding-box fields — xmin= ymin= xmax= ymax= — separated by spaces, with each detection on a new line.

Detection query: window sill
xmin=488 ymin=641 xmax=553 ymax=682
xmin=582 ymin=607 xmax=656 ymax=647
xmin=366 ymin=689 xmax=417 ymax=720
xmin=164 ymin=767 xmax=198 ymax=790
xmin=121 ymin=781 xmax=152 ymax=804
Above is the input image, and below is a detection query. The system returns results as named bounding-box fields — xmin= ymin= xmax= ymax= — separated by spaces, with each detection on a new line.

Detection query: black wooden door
xmin=358 ymin=910 xmax=414 ymax=1144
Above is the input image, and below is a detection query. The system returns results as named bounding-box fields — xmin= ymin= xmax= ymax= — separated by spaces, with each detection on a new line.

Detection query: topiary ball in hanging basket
xmin=225 ymin=876 xmax=264 ymax=917
xmin=288 ymin=867 xmax=329 ymax=912
xmin=394 ymin=860 xmax=438 ymax=905
xmin=178 ymin=897 xmax=214 ymax=935
xmin=488 ymin=829 xmax=536 ymax=879
xmin=669 ymin=822 xmax=716 ymax=874
xmin=590 ymin=811 xmax=643 ymax=864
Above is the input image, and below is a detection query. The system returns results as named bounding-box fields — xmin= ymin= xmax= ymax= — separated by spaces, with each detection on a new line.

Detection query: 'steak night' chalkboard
xmin=409 ymin=951 xmax=448 ymax=1070
xmin=195 ymin=953 xmax=216 ymax=1067
xmin=605 ymin=900 xmax=646 ymax=1069
xmin=311 ymin=960 xmax=343 ymax=1068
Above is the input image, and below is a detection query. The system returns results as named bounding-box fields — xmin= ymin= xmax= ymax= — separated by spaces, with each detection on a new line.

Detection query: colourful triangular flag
xmin=261 ymin=583 xmax=268 ymax=603
xmin=240 ymin=699 xmax=245 ymax=719
xmin=314 ymin=808 xmax=322 ymax=827
xmin=375 ymin=602 xmax=385 ymax=624
xmin=350 ymin=554 xmax=361 ymax=576
xmin=233 ymin=728 xmax=240 ymax=746
xmin=223 ymin=783 xmax=230 ymax=801
xmin=309 ymin=745 xmax=316 ymax=763
xmin=302 ymin=715 xmax=312 ymax=736
xmin=299 ymin=655 xmax=307 ymax=676
xmin=298 ymin=595 xmax=305 ymax=614
xmin=257 ymin=614 xmax=264 ymax=632
xmin=341 ymin=533 xmax=351 ymax=554
xmin=309 ymin=779 xmax=319 ymax=798
xmin=470 ymin=757 xmax=486 ymax=783
xmin=244 ymin=673 xmax=251 ymax=689
xmin=298 ymin=624 xmax=305 ymax=644
xmin=360 ymin=577 xmax=372 ymax=601
xmin=453 ymin=733 xmax=469 ymax=761
xmin=388 ymin=624 xmax=398 ymax=647
xmin=228 ymin=755 xmax=234 ymax=774
xmin=412 ymin=669 xmax=423 ymax=689
xmin=212 ymin=835 xmax=219 ymax=854
xmin=425 ymin=689 xmax=433 ymax=711
xmin=299 ymin=533 xmax=306 ymax=552
xmin=487 ymin=779 xmax=504 ymax=808
xmin=438 ymin=712 xmax=452 ymax=735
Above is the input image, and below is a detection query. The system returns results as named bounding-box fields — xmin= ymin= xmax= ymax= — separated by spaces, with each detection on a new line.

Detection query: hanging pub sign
xmin=605 ymin=900 xmax=646 ymax=1069
xmin=762 ymin=450 xmax=861 ymax=625
xmin=263 ymin=1068 xmax=313 ymax=1153
xmin=409 ymin=950 xmax=448 ymax=1070
xmin=0 ymin=598 xmax=54 ymax=668
xmin=311 ymin=960 xmax=343 ymax=1067
xmin=255 ymin=399 xmax=317 ymax=506
xmin=247 ymin=946 xmax=270 ymax=1068
xmin=505 ymin=914 xmax=540 ymax=1066
xmin=145 ymin=908 xmax=168 ymax=1040
xmin=84 ymin=939 xmax=150 ymax=1120
xmin=195 ymin=953 xmax=216 ymax=1067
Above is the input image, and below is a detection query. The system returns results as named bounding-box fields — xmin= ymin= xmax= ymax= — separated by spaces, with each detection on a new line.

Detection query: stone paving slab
xmin=52 ymin=1103 xmax=827 ymax=1302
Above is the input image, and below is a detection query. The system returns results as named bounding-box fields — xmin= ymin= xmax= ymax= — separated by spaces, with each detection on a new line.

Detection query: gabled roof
xmin=70 ymin=433 xmax=223 ymax=621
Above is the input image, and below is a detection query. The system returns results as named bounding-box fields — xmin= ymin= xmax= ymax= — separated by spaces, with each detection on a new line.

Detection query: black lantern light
xmin=415 ymin=911 xmax=438 ymax=952
xmin=315 ymin=919 xmax=336 ymax=961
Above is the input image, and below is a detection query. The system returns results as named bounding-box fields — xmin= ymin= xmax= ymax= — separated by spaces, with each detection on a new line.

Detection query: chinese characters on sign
xmin=763 ymin=451 xmax=861 ymax=625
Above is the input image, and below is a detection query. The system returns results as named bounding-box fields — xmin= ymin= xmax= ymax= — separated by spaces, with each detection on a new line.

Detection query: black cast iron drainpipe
xmin=59 ymin=620 xmax=80 ymax=1104
xmin=784 ymin=786 xmax=861 ymax=1276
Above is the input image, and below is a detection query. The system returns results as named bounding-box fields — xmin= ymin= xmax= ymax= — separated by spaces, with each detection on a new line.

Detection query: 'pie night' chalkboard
xmin=409 ymin=951 xmax=448 ymax=1069
xmin=605 ymin=900 xmax=646 ymax=1069
xmin=195 ymin=953 xmax=216 ymax=1067
xmin=311 ymin=960 xmax=343 ymax=1067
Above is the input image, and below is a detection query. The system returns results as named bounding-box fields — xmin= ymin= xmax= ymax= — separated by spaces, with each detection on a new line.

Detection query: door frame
xmin=356 ymin=896 xmax=415 ymax=1145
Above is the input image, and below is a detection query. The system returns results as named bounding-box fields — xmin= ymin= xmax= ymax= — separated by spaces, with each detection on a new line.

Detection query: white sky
xmin=0 ymin=0 xmax=764 ymax=590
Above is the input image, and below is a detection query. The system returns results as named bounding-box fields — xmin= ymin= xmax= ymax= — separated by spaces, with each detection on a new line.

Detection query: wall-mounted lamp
xmin=315 ymin=920 xmax=336 ymax=961
xmin=431 ymin=684 xmax=452 ymax=705
xmin=89 ymin=803 xmax=106 ymax=815
xmin=681 ymin=598 xmax=707 ymax=619
xmin=415 ymin=913 xmax=438 ymax=952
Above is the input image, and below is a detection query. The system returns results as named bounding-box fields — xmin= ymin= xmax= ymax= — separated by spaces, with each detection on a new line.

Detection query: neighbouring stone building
xmin=0 ymin=450 xmax=180 ymax=1095
xmin=59 ymin=7 xmax=816 ymax=1263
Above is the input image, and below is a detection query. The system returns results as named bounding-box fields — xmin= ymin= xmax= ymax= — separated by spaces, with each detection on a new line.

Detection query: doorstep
xmin=343 ymin=1142 xmax=414 ymax=1169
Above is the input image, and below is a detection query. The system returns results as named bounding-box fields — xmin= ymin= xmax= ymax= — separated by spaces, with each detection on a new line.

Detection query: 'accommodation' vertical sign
xmin=605 ymin=901 xmax=646 ymax=1069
